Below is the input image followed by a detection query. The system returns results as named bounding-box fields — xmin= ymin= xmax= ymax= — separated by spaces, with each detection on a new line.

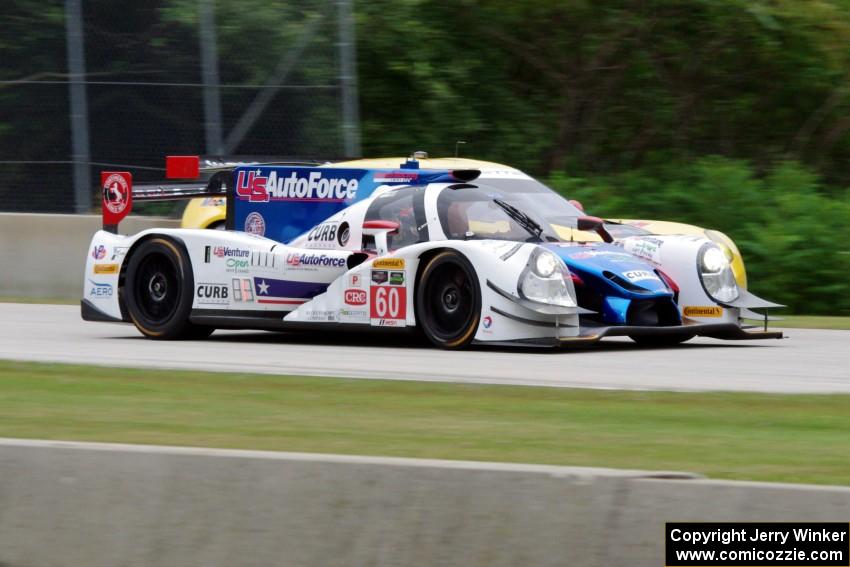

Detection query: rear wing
xmin=100 ymin=155 xmax=335 ymax=233
xmin=100 ymin=156 xmax=229 ymax=233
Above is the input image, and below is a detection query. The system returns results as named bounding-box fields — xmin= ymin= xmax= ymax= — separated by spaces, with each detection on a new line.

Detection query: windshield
xmin=436 ymin=178 xmax=637 ymax=242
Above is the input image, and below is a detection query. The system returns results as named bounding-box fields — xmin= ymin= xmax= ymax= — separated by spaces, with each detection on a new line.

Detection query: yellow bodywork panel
xmin=180 ymin=196 xmax=226 ymax=229
xmin=329 ymin=157 xmax=518 ymax=171
xmin=467 ymin=220 xmax=512 ymax=234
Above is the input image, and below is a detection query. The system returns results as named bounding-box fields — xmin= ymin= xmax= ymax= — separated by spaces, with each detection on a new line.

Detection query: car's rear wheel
xmin=416 ymin=251 xmax=481 ymax=349
xmin=125 ymin=237 xmax=213 ymax=340
xmin=628 ymin=333 xmax=693 ymax=347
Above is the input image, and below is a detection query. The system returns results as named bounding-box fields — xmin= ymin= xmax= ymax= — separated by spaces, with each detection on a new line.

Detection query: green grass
xmin=0 ymin=296 xmax=76 ymax=305
xmin=1 ymin=360 xmax=849 ymax=486
xmin=775 ymin=315 xmax=850 ymax=330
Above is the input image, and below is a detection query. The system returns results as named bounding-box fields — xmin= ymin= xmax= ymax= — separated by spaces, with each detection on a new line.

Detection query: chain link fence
xmin=0 ymin=0 xmax=359 ymax=214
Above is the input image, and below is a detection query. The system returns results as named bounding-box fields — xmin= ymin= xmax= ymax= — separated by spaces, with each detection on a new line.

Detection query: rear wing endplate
xmin=101 ymin=156 xmax=228 ymax=233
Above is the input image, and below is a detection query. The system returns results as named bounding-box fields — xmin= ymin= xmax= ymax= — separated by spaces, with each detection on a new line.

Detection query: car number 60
xmin=370 ymin=286 xmax=406 ymax=320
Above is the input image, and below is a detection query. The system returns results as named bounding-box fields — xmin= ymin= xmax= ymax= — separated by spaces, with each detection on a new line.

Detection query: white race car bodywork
xmin=83 ymin=164 xmax=782 ymax=347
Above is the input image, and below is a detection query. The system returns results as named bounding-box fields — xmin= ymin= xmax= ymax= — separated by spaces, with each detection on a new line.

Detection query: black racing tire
xmin=415 ymin=251 xmax=482 ymax=349
xmin=628 ymin=333 xmax=694 ymax=347
xmin=124 ymin=237 xmax=210 ymax=340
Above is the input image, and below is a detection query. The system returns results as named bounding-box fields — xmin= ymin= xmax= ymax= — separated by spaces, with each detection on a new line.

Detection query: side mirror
xmin=362 ymin=220 xmax=400 ymax=256
xmin=576 ymin=215 xmax=613 ymax=243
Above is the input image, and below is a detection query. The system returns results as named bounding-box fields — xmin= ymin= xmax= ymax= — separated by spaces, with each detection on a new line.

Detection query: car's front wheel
xmin=124 ymin=237 xmax=213 ymax=340
xmin=416 ymin=251 xmax=481 ymax=349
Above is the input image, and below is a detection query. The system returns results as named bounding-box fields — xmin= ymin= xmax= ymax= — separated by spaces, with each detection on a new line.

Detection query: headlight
xmin=534 ymin=250 xmax=558 ymax=277
xmin=519 ymin=248 xmax=577 ymax=308
xmin=705 ymin=228 xmax=747 ymax=289
xmin=701 ymin=246 xmax=726 ymax=273
xmin=697 ymin=243 xmax=738 ymax=302
xmin=705 ymin=229 xmax=736 ymax=262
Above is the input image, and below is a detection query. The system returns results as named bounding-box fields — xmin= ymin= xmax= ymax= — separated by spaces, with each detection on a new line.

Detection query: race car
xmin=180 ymin=156 xmax=749 ymax=289
xmin=181 ymin=195 xmax=227 ymax=230
xmin=82 ymin=156 xmax=782 ymax=348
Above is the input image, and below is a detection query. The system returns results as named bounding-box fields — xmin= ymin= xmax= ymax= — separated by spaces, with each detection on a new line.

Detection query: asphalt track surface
xmin=1 ymin=303 xmax=848 ymax=393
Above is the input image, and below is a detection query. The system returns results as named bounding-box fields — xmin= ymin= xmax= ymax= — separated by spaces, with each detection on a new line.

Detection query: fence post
xmin=199 ymin=0 xmax=224 ymax=156
xmin=337 ymin=0 xmax=361 ymax=158
xmin=65 ymin=0 xmax=91 ymax=213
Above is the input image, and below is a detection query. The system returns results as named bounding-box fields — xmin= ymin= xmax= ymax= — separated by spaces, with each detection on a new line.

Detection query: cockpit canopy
xmin=362 ymin=177 xmax=650 ymax=250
